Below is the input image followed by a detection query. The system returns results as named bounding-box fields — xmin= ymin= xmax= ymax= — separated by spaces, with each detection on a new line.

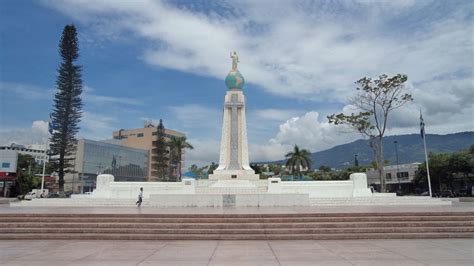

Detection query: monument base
xmin=209 ymin=169 xmax=260 ymax=181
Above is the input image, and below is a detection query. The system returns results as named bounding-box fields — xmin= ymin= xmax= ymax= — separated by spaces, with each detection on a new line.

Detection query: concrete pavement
xmin=1 ymin=239 xmax=473 ymax=265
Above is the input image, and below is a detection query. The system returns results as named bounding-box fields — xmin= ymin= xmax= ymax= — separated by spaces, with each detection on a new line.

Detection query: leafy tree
xmin=250 ymin=164 xmax=263 ymax=174
xmin=49 ymin=25 xmax=83 ymax=192
xmin=285 ymin=145 xmax=312 ymax=177
xmin=318 ymin=165 xmax=331 ymax=172
xmin=15 ymin=154 xmax=41 ymax=195
xmin=168 ymin=136 xmax=193 ymax=181
xmin=268 ymin=164 xmax=284 ymax=175
xmin=328 ymin=74 xmax=412 ymax=192
xmin=207 ymin=162 xmax=218 ymax=174
xmin=153 ymin=119 xmax=169 ymax=181
xmin=188 ymin=164 xmax=208 ymax=179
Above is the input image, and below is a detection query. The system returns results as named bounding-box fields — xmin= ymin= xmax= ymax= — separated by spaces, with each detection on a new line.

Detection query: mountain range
xmin=271 ymin=132 xmax=474 ymax=169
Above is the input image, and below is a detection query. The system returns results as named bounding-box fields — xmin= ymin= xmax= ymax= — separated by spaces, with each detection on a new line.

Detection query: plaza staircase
xmin=0 ymin=212 xmax=473 ymax=240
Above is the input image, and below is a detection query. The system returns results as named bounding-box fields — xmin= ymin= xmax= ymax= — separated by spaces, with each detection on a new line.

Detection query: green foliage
xmin=285 ymin=145 xmax=312 ymax=177
xmin=154 ymin=119 xmax=169 ymax=181
xmin=49 ymin=24 xmax=83 ymax=192
xmin=318 ymin=165 xmax=331 ymax=172
xmin=413 ymin=145 xmax=474 ymax=191
xmin=207 ymin=162 xmax=218 ymax=174
xmin=188 ymin=164 xmax=208 ymax=179
xmin=308 ymin=165 xmax=368 ymax=181
xmin=268 ymin=164 xmax=284 ymax=175
xmin=168 ymin=136 xmax=193 ymax=181
xmin=327 ymin=74 xmax=412 ymax=192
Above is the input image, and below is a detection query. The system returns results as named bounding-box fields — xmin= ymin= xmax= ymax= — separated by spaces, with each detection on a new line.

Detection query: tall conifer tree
xmin=50 ymin=25 xmax=83 ymax=192
xmin=154 ymin=119 xmax=169 ymax=181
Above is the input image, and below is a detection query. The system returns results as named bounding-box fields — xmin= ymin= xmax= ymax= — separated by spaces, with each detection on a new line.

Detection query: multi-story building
xmin=111 ymin=123 xmax=186 ymax=181
xmin=0 ymin=144 xmax=47 ymax=165
xmin=0 ymin=150 xmax=18 ymax=197
xmin=366 ymin=163 xmax=421 ymax=192
xmin=66 ymin=139 xmax=149 ymax=193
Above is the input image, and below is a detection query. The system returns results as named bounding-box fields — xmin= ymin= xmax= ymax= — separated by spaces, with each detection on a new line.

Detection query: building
xmin=111 ymin=123 xmax=186 ymax=181
xmin=0 ymin=144 xmax=47 ymax=165
xmin=0 ymin=150 xmax=18 ymax=197
xmin=366 ymin=163 xmax=421 ymax=192
xmin=66 ymin=139 xmax=149 ymax=193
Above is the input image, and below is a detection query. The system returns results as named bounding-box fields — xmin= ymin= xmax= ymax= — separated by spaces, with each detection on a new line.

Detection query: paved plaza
xmin=1 ymin=239 xmax=473 ymax=266
xmin=0 ymin=202 xmax=473 ymax=265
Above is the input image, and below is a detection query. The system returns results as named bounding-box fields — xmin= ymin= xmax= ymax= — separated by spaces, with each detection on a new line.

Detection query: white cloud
xmin=184 ymin=138 xmax=220 ymax=167
xmin=254 ymin=109 xmax=303 ymax=121
xmin=36 ymin=0 xmax=473 ymax=164
xmin=78 ymin=111 xmax=117 ymax=140
xmin=0 ymin=121 xmax=50 ymax=146
xmin=0 ymin=82 xmax=54 ymax=100
xmin=32 ymin=120 xmax=48 ymax=135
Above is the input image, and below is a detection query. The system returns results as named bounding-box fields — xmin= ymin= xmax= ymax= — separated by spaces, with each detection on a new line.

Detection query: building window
xmin=386 ymin=173 xmax=392 ymax=180
xmin=137 ymin=133 xmax=144 ymax=138
xmin=2 ymin=162 xmax=10 ymax=168
xmin=397 ymin=172 xmax=409 ymax=179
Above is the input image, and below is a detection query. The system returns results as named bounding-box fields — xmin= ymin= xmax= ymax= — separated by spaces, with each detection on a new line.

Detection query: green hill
xmin=272 ymin=132 xmax=474 ymax=169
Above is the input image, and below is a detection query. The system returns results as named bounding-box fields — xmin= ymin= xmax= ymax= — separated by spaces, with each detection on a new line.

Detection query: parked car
xmin=47 ymin=192 xmax=60 ymax=198
xmin=437 ymin=190 xmax=455 ymax=198
xmin=24 ymin=192 xmax=36 ymax=200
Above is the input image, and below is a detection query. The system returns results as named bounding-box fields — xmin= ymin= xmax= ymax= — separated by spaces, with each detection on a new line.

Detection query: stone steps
xmin=309 ymin=196 xmax=451 ymax=206
xmin=0 ymin=212 xmax=473 ymax=240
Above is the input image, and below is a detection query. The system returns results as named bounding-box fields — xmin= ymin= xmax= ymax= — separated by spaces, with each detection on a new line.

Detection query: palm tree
xmin=285 ymin=145 xmax=312 ymax=177
xmin=168 ymin=136 xmax=194 ymax=181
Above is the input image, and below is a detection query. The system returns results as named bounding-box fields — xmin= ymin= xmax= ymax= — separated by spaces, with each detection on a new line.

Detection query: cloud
xmin=0 ymin=82 xmax=54 ymax=100
xmin=184 ymin=138 xmax=220 ymax=167
xmin=167 ymin=104 xmax=221 ymax=136
xmin=78 ymin=111 xmax=117 ymax=140
xmin=42 ymin=1 xmax=472 ymax=110
xmin=0 ymin=121 xmax=50 ymax=146
xmin=254 ymin=109 xmax=303 ymax=121
xmin=82 ymin=86 xmax=144 ymax=106
xmin=37 ymin=0 xmax=473 ymax=164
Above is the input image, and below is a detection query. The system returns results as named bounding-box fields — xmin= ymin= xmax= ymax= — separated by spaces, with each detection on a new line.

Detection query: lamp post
xmin=394 ymin=140 xmax=401 ymax=191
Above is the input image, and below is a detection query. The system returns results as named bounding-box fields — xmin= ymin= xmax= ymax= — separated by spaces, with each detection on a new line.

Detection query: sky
xmin=0 ymin=0 xmax=473 ymax=167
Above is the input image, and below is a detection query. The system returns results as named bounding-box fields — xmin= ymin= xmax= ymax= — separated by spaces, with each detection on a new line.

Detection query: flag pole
xmin=423 ymin=132 xmax=432 ymax=197
xmin=420 ymin=110 xmax=432 ymax=197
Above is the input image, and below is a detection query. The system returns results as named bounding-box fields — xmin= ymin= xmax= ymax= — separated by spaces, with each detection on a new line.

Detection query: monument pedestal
xmin=209 ymin=170 xmax=260 ymax=181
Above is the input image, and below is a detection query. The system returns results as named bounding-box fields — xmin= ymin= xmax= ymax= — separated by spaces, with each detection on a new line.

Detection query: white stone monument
xmin=209 ymin=52 xmax=260 ymax=181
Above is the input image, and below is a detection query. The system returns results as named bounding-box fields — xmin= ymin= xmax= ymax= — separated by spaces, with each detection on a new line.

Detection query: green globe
xmin=225 ymin=70 xmax=245 ymax=90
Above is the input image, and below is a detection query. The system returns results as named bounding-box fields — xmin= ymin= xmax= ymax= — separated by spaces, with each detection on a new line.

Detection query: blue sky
xmin=1 ymin=0 xmax=472 ymax=166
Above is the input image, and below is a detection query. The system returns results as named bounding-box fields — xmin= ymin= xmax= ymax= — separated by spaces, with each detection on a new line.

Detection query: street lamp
xmin=394 ymin=140 xmax=401 ymax=191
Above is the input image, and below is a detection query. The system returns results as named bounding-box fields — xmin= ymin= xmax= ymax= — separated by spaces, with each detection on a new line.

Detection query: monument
xmin=11 ymin=53 xmax=450 ymax=208
xmin=209 ymin=51 xmax=260 ymax=181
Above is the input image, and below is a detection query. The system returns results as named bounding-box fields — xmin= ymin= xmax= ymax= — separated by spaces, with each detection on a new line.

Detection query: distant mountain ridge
xmin=271 ymin=132 xmax=474 ymax=169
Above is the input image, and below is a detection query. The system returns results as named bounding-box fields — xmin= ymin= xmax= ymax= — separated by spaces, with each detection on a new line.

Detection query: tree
xmin=207 ymin=162 xmax=218 ymax=174
xmin=285 ymin=145 xmax=312 ymax=177
xmin=168 ymin=136 xmax=194 ymax=181
xmin=328 ymin=74 xmax=412 ymax=192
xmin=153 ymin=119 xmax=169 ymax=181
xmin=49 ymin=25 xmax=83 ymax=193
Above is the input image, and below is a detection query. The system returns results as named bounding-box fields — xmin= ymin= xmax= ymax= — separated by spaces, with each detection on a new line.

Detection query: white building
xmin=0 ymin=144 xmax=47 ymax=165
xmin=366 ymin=163 xmax=421 ymax=192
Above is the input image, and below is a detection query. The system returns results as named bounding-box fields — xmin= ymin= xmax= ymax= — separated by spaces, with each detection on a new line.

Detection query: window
xmin=2 ymin=162 xmax=10 ymax=168
xmin=386 ymin=173 xmax=392 ymax=180
xmin=137 ymin=133 xmax=144 ymax=138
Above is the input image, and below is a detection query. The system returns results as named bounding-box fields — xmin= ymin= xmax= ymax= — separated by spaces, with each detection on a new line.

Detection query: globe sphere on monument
xmin=225 ymin=70 xmax=245 ymax=90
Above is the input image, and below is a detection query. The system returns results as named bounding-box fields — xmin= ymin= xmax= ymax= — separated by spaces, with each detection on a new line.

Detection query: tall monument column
xmin=209 ymin=52 xmax=259 ymax=181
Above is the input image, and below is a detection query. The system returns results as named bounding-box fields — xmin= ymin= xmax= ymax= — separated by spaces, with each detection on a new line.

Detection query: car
xmin=437 ymin=190 xmax=455 ymax=198
xmin=419 ymin=191 xmax=430 ymax=196
xmin=47 ymin=192 xmax=60 ymax=198
xmin=24 ymin=192 xmax=36 ymax=200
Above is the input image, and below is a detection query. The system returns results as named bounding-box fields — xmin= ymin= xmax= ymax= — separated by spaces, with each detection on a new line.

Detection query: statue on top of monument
xmin=230 ymin=51 xmax=239 ymax=71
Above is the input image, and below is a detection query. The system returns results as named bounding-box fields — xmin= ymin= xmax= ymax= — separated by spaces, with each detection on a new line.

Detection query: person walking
xmin=136 ymin=187 xmax=143 ymax=207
